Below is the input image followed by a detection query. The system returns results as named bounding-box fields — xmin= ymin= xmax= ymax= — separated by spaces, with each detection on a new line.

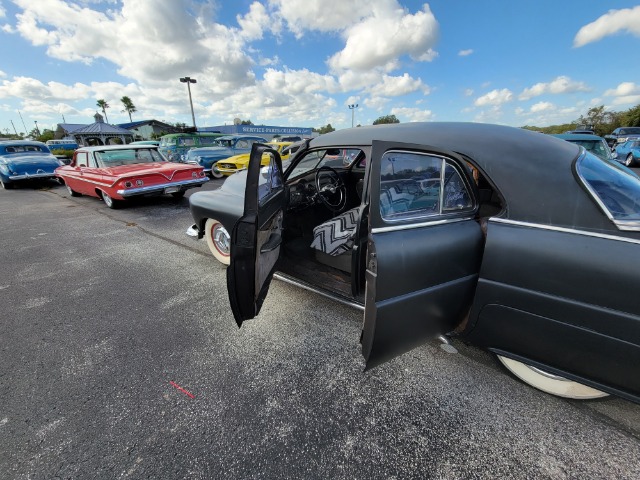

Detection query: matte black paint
xmin=190 ymin=123 xmax=640 ymax=403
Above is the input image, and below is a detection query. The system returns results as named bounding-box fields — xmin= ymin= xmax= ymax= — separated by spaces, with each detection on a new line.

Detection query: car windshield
xmin=620 ymin=128 xmax=640 ymax=135
xmin=215 ymin=138 xmax=235 ymax=147
xmin=199 ymin=137 xmax=220 ymax=146
xmin=3 ymin=145 xmax=47 ymax=153
xmin=289 ymin=148 xmax=363 ymax=178
xmin=94 ymin=148 xmax=166 ymax=167
xmin=569 ymin=140 xmax=610 ymax=160
xmin=576 ymin=151 xmax=640 ymax=229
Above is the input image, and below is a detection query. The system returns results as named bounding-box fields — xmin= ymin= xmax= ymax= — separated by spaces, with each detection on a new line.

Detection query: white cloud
xmin=367 ymin=73 xmax=429 ymax=97
xmin=458 ymin=49 xmax=473 ymax=56
xmin=474 ymin=105 xmax=504 ymax=123
xmin=604 ymin=82 xmax=640 ymax=97
xmin=337 ymin=69 xmax=386 ymax=92
xmin=604 ymin=82 xmax=640 ymax=106
xmin=237 ymin=1 xmax=281 ymax=41
xmin=12 ymin=0 xmax=254 ymax=88
xmin=328 ymin=3 xmax=439 ymax=72
xmin=269 ymin=0 xmax=375 ymax=37
xmin=530 ymin=101 xmax=554 ymax=113
xmin=262 ymin=68 xmax=339 ymax=95
xmin=519 ymin=76 xmax=590 ymax=100
xmin=0 ymin=4 xmax=5 ymax=18
xmin=0 ymin=70 xmax=6 ymax=78
xmin=574 ymin=6 xmax=640 ymax=47
xmin=390 ymin=106 xmax=434 ymax=122
xmin=521 ymin=106 xmax=580 ymax=128
xmin=474 ymin=89 xmax=513 ymax=107
xmin=464 ymin=88 xmax=473 ymax=97
xmin=363 ymin=96 xmax=390 ymax=111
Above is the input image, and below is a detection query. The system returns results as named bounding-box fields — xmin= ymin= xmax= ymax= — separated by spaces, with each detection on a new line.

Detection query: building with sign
xmin=199 ymin=124 xmax=314 ymax=141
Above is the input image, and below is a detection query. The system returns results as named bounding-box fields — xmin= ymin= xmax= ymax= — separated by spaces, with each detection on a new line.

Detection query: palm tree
xmin=120 ymin=96 xmax=137 ymax=122
xmin=96 ymin=99 xmax=110 ymax=123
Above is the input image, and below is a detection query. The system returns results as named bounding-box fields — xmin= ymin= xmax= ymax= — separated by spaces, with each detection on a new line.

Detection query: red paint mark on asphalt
xmin=169 ymin=381 xmax=195 ymax=399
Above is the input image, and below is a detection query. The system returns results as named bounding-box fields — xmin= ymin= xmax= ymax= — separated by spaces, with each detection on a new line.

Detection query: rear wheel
xmin=100 ymin=190 xmax=121 ymax=209
xmin=204 ymin=218 xmax=231 ymax=265
xmin=171 ymin=191 xmax=186 ymax=199
xmin=497 ymin=355 xmax=608 ymax=400
xmin=66 ymin=183 xmax=81 ymax=197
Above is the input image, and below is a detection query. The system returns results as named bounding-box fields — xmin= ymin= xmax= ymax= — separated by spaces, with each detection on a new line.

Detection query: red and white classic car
xmin=56 ymin=144 xmax=208 ymax=208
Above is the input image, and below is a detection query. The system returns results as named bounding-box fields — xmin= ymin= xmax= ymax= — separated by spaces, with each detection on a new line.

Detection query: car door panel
xmin=465 ymin=219 xmax=640 ymax=399
xmin=362 ymin=140 xmax=485 ymax=368
xmin=227 ymin=144 xmax=285 ymax=326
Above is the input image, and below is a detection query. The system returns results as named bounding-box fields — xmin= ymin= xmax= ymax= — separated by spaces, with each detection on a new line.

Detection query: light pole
xmin=34 ymin=120 xmax=41 ymax=137
xmin=348 ymin=104 xmax=359 ymax=128
xmin=179 ymin=77 xmax=197 ymax=128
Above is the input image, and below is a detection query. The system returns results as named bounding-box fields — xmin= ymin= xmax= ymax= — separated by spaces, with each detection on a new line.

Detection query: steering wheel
xmin=315 ymin=166 xmax=347 ymax=212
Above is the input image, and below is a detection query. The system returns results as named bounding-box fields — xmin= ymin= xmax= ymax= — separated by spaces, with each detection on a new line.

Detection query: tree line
xmin=523 ymin=104 xmax=640 ymax=137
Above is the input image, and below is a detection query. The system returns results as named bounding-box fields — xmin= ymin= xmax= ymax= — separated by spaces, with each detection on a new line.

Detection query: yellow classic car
xmin=215 ymin=141 xmax=294 ymax=176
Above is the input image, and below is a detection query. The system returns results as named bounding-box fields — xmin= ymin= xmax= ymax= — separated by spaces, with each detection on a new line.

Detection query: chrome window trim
xmin=575 ymin=149 xmax=640 ymax=232
xmin=372 ymin=216 xmax=474 ymax=234
xmin=490 ymin=217 xmax=640 ymax=246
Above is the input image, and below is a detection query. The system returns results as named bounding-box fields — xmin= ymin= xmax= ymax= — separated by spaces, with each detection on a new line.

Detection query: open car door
xmin=227 ymin=144 xmax=285 ymax=327
xmin=361 ymin=141 xmax=485 ymax=368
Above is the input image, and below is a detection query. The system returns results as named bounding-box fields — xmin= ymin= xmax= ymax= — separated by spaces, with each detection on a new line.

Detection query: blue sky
xmin=0 ymin=0 xmax=639 ymax=135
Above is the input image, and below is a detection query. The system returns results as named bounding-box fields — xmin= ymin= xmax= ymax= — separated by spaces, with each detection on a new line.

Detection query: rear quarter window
xmin=576 ymin=151 xmax=640 ymax=231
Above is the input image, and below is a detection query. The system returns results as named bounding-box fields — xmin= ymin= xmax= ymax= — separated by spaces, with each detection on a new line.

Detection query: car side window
xmin=576 ymin=151 xmax=640 ymax=230
xmin=236 ymin=140 xmax=249 ymax=149
xmin=87 ymin=152 xmax=97 ymax=168
xmin=443 ymin=163 xmax=473 ymax=211
xmin=379 ymin=151 xmax=473 ymax=220
xmin=76 ymin=152 xmax=88 ymax=167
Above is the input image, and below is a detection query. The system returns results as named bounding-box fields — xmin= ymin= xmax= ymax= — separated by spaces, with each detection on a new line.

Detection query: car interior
xmin=271 ymin=147 xmax=505 ymax=305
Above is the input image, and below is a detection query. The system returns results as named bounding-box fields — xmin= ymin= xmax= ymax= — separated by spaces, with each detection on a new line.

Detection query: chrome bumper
xmin=116 ymin=177 xmax=209 ymax=197
xmin=9 ymin=172 xmax=56 ymax=180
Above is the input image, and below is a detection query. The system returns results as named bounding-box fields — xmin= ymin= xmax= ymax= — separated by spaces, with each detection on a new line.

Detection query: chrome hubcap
xmin=212 ymin=224 xmax=230 ymax=255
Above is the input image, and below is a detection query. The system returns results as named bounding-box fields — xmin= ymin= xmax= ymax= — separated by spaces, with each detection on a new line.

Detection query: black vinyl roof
xmin=309 ymin=122 xmax=616 ymax=231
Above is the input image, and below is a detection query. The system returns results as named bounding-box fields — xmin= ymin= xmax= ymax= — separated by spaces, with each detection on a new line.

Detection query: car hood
xmin=99 ymin=162 xmax=201 ymax=177
xmin=1 ymin=153 xmax=60 ymax=173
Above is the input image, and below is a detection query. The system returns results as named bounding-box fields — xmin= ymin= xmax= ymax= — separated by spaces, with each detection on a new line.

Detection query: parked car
xmin=216 ymin=141 xmax=294 ymax=176
xmin=604 ymin=127 xmax=640 ymax=148
xmin=158 ymin=132 xmax=225 ymax=162
xmin=551 ymin=133 xmax=613 ymax=162
xmin=613 ymin=140 xmax=640 ymax=167
xmin=188 ymin=122 xmax=640 ymax=404
xmin=564 ymin=127 xmax=595 ymax=135
xmin=55 ymin=144 xmax=208 ymax=208
xmin=130 ymin=140 xmax=160 ymax=146
xmin=184 ymin=135 xmax=268 ymax=178
xmin=45 ymin=139 xmax=79 ymax=152
xmin=0 ymin=140 xmax=64 ymax=189
xmin=275 ymin=135 xmax=304 ymax=142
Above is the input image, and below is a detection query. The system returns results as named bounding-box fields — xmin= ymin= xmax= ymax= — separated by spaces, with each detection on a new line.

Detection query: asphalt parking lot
xmin=1 ymin=179 xmax=639 ymax=479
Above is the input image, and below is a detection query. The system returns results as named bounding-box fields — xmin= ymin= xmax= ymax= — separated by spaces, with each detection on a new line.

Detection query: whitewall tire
xmin=497 ymin=355 xmax=609 ymax=400
xmin=205 ymin=218 xmax=231 ymax=265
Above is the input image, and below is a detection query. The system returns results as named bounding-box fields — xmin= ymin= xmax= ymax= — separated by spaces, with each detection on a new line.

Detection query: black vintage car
xmin=189 ymin=122 xmax=640 ymax=404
